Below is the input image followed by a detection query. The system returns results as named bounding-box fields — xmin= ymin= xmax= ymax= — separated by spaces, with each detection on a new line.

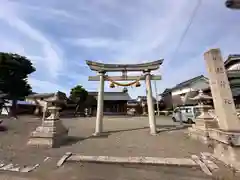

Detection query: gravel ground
xmin=0 ymin=115 xmax=237 ymax=179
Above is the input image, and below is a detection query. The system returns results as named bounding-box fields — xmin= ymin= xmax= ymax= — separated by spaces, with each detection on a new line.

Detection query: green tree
xmin=0 ymin=53 xmax=36 ymax=118
xmin=69 ymin=85 xmax=88 ymax=116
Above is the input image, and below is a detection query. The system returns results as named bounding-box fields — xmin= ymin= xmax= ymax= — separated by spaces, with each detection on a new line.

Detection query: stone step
xmin=0 ymin=161 xmax=40 ymax=173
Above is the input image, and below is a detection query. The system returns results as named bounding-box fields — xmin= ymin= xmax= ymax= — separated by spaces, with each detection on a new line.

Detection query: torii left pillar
xmin=94 ymin=71 xmax=105 ymax=136
xmin=145 ymin=71 xmax=157 ymax=135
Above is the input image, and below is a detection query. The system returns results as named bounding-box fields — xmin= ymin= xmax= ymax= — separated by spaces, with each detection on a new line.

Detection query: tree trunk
xmin=74 ymin=104 xmax=80 ymax=117
xmin=11 ymin=99 xmax=17 ymax=119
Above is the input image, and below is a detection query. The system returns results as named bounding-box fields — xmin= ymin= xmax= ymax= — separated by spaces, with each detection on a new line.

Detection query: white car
xmin=172 ymin=106 xmax=200 ymax=124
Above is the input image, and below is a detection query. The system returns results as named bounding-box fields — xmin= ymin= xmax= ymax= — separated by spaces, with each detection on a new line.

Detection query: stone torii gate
xmin=86 ymin=59 xmax=163 ymax=135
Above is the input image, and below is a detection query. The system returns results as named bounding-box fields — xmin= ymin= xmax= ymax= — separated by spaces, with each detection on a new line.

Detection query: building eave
xmin=224 ymin=54 xmax=240 ymax=68
xmin=171 ymin=75 xmax=209 ymax=91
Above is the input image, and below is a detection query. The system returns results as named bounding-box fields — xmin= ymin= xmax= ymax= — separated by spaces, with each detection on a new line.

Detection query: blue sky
xmin=0 ymin=0 xmax=239 ymax=98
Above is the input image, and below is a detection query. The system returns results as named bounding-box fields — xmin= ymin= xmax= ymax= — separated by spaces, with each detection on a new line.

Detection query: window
xmin=180 ymin=108 xmax=186 ymax=112
xmin=173 ymin=108 xmax=179 ymax=113
xmin=185 ymin=108 xmax=192 ymax=113
xmin=194 ymin=108 xmax=201 ymax=117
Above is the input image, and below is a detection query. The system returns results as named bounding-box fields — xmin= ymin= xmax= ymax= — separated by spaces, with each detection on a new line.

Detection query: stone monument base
xmin=188 ymin=126 xmax=210 ymax=144
xmin=188 ymin=119 xmax=219 ymax=144
xmin=28 ymin=119 xmax=68 ymax=148
xmin=208 ymin=129 xmax=240 ymax=170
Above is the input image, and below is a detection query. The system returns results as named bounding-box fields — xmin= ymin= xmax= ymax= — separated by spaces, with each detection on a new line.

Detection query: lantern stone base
xmin=28 ymin=119 xmax=68 ymax=148
xmin=188 ymin=119 xmax=219 ymax=144
xmin=208 ymin=129 xmax=240 ymax=170
xmin=188 ymin=126 xmax=210 ymax=144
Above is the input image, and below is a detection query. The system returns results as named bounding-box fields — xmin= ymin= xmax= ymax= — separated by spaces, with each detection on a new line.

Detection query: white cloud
xmin=28 ymin=78 xmax=68 ymax=94
xmin=63 ymin=0 xmax=195 ymax=64
xmin=0 ymin=0 xmax=63 ymax=79
xmin=64 ymin=38 xmax=129 ymax=49
xmin=1 ymin=0 xmax=240 ymax=97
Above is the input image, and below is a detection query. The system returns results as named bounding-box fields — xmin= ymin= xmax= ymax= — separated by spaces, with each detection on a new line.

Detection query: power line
xmin=172 ymin=0 xmax=202 ymax=59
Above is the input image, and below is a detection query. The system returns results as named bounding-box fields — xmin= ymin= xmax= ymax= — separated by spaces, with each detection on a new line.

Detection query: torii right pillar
xmin=204 ymin=49 xmax=240 ymax=170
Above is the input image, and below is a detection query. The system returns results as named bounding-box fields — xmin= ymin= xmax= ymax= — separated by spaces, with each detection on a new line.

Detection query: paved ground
xmin=0 ymin=115 xmax=237 ymax=179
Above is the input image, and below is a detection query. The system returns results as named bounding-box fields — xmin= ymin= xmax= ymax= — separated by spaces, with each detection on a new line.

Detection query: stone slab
xmin=208 ymin=128 xmax=240 ymax=146
xmin=191 ymin=155 xmax=212 ymax=176
xmin=28 ymin=133 xmax=68 ymax=148
xmin=57 ymin=152 xmax=72 ymax=167
xmin=212 ymin=142 xmax=240 ymax=171
xmin=20 ymin=164 xmax=40 ymax=173
xmin=67 ymin=155 xmax=198 ymax=167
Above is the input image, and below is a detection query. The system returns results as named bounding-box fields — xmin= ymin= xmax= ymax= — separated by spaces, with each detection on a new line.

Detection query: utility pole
xmin=154 ymin=80 xmax=160 ymax=116
xmin=225 ymin=0 xmax=240 ymax=9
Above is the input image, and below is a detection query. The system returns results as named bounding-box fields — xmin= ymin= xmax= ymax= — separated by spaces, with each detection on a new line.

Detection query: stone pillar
xmin=34 ymin=106 xmax=40 ymax=116
xmin=204 ymin=49 xmax=240 ymax=170
xmin=42 ymin=101 xmax=48 ymax=123
xmin=94 ymin=72 xmax=105 ymax=136
xmin=204 ymin=49 xmax=240 ymax=131
xmin=145 ymin=71 xmax=157 ymax=135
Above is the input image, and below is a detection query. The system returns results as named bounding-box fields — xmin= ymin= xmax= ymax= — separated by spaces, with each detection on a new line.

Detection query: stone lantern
xmin=28 ymin=93 xmax=68 ymax=148
xmin=188 ymin=90 xmax=219 ymax=144
xmin=141 ymin=101 xmax=147 ymax=115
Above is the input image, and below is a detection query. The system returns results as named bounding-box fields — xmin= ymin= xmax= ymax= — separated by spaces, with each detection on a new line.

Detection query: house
xmin=160 ymin=88 xmax=173 ymax=110
xmin=160 ymin=54 xmax=240 ymax=109
xmin=170 ymin=75 xmax=209 ymax=107
xmin=88 ymin=91 xmax=132 ymax=115
xmin=0 ymin=91 xmax=36 ymax=115
xmin=215 ymin=54 xmax=240 ymax=108
xmin=0 ymin=100 xmax=36 ymax=115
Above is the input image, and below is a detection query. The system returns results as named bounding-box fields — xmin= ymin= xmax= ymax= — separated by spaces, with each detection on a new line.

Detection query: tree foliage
xmin=69 ymin=85 xmax=88 ymax=103
xmin=69 ymin=85 xmax=89 ymax=116
xmin=0 ymin=53 xmax=36 ymax=99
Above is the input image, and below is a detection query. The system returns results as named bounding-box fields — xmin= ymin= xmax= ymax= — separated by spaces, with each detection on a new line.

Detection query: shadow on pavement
xmin=105 ymin=127 xmax=149 ymax=134
xmin=156 ymin=125 xmax=190 ymax=134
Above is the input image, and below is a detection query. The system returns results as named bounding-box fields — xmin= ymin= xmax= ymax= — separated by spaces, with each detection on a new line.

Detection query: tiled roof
xmin=88 ymin=91 xmax=132 ymax=101
xmin=26 ymin=91 xmax=66 ymax=99
xmin=26 ymin=93 xmax=56 ymax=98
xmin=137 ymin=96 xmax=156 ymax=102
xmin=224 ymin=54 xmax=240 ymax=70
xmin=160 ymin=88 xmax=172 ymax=95
xmin=171 ymin=75 xmax=208 ymax=90
xmin=3 ymin=100 xmax=36 ymax=106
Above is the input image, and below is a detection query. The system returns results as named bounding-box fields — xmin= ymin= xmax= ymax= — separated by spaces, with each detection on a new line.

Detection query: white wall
xmin=172 ymin=87 xmax=192 ymax=96
xmin=171 ymin=79 xmax=209 ymax=96
xmin=191 ymin=80 xmax=209 ymax=90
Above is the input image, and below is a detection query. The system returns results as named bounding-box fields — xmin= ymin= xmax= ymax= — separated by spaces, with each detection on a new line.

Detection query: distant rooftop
xmin=171 ymin=75 xmax=208 ymax=91
xmin=160 ymin=88 xmax=172 ymax=96
xmin=224 ymin=54 xmax=240 ymax=70
xmin=88 ymin=91 xmax=132 ymax=101
xmin=137 ymin=96 xmax=156 ymax=102
xmin=26 ymin=91 xmax=66 ymax=99
xmin=26 ymin=93 xmax=56 ymax=99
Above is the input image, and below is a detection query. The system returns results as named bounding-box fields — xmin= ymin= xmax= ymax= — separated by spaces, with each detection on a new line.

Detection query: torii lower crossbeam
xmin=89 ymin=75 xmax=162 ymax=81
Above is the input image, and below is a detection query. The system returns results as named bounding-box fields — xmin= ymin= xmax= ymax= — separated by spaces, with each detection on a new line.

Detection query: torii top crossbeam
xmin=86 ymin=59 xmax=163 ymax=72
